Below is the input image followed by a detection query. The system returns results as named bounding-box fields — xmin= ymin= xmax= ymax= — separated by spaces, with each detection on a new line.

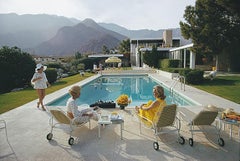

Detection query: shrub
xmin=161 ymin=66 xmax=204 ymax=85
xmin=160 ymin=59 xmax=180 ymax=68
xmin=178 ymin=68 xmax=192 ymax=76
xmin=169 ymin=59 xmax=180 ymax=68
xmin=184 ymin=70 xmax=204 ymax=85
xmin=177 ymin=68 xmax=204 ymax=84
xmin=0 ymin=46 xmax=35 ymax=93
xmin=45 ymin=68 xmax=57 ymax=84
xmin=47 ymin=63 xmax=63 ymax=69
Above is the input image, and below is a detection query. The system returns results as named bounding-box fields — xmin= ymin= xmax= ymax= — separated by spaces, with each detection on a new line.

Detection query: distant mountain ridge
xmin=0 ymin=13 xmax=191 ymax=56
xmin=99 ymin=23 xmax=178 ymax=38
xmin=35 ymin=19 xmax=127 ymax=56
xmin=0 ymin=13 xmax=79 ymax=48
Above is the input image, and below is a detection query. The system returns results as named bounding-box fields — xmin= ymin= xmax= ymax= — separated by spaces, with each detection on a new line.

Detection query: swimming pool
xmin=48 ymin=75 xmax=197 ymax=107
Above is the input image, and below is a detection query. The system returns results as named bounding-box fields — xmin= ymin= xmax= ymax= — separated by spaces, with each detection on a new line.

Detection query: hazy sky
xmin=0 ymin=0 xmax=196 ymax=30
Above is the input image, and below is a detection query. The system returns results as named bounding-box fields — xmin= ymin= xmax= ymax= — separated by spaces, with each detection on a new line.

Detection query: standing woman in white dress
xmin=31 ymin=63 xmax=50 ymax=111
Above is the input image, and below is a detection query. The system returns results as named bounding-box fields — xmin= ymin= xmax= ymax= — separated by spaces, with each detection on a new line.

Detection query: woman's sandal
xmin=37 ymin=102 xmax=40 ymax=108
xmin=41 ymin=106 xmax=46 ymax=111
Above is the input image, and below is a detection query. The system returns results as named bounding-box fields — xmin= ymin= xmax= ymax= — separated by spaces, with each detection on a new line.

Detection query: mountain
xmin=0 ymin=13 xmax=191 ymax=56
xmin=99 ymin=23 xmax=163 ymax=38
xmin=34 ymin=19 xmax=127 ymax=56
xmin=0 ymin=13 xmax=80 ymax=48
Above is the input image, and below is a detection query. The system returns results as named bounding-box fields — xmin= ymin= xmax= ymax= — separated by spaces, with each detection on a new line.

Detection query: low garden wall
xmin=156 ymin=70 xmax=179 ymax=79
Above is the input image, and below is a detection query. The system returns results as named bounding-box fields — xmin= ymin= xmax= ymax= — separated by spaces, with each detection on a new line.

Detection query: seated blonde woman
xmin=66 ymin=85 xmax=100 ymax=123
xmin=135 ymin=85 xmax=166 ymax=123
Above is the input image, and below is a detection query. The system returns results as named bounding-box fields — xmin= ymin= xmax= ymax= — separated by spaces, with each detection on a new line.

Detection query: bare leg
xmin=41 ymin=89 xmax=46 ymax=111
xmin=37 ymin=89 xmax=46 ymax=111
xmin=36 ymin=89 xmax=41 ymax=108
xmin=135 ymin=106 xmax=140 ymax=113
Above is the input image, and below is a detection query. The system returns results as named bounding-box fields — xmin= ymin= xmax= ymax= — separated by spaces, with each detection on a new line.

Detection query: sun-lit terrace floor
xmin=0 ymin=70 xmax=240 ymax=161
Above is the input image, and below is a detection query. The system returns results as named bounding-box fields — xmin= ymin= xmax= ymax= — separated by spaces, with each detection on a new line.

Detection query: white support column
xmin=174 ymin=51 xmax=177 ymax=59
xmin=184 ymin=49 xmax=186 ymax=68
xmin=189 ymin=51 xmax=196 ymax=69
xmin=136 ymin=51 xmax=139 ymax=67
xmin=136 ymin=40 xmax=140 ymax=67
xmin=177 ymin=50 xmax=181 ymax=59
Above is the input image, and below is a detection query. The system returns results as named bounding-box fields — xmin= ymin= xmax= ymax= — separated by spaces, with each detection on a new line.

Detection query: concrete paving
xmin=0 ymin=72 xmax=240 ymax=161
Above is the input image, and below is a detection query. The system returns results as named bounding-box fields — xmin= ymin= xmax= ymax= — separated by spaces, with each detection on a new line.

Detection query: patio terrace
xmin=0 ymin=70 xmax=239 ymax=161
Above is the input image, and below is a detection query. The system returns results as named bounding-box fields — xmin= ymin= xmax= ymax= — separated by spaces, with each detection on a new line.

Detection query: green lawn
xmin=0 ymin=74 xmax=239 ymax=114
xmin=193 ymin=76 xmax=240 ymax=104
xmin=0 ymin=73 xmax=94 ymax=114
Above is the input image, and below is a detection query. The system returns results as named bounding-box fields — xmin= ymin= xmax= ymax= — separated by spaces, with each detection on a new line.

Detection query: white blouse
xmin=66 ymin=98 xmax=82 ymax=117
xmin=31 ymin=72 xmax=48 ymax=89
xmin=66 ymin=98 xmax=92 ymax=123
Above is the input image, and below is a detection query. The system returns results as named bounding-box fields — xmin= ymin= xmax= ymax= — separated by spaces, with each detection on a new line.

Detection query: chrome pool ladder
xmin=170 ymin=75 xmax=185 ymax=96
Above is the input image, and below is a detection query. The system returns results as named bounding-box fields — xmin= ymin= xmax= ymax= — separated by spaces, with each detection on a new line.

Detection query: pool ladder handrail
xmin=170 ymin=75 xmax=185 ymax=96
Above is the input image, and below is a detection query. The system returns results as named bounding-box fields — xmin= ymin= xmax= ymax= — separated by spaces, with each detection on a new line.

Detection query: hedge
xmin=160 ymin=59 xmax=180 ymax=68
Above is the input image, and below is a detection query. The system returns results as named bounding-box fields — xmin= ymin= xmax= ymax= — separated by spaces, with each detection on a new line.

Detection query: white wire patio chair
xmin=179 ymin=108 xmax=225 ymax=147
xmin=46 ymin=107 xmax=91 ymax=145
xmin=135 ymin=104 xmax=185 ymax=150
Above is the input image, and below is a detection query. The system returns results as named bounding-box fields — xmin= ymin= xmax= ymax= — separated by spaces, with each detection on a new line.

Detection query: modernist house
xmin=130 ymin=30 xmax=197 ymax=69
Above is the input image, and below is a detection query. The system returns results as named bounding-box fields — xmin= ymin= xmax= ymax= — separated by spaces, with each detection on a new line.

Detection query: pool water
xmin=48 ymin=75 xmax=196 ymax=107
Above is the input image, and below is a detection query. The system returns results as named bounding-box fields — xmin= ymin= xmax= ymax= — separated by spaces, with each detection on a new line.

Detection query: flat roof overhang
xmin=131 ymin=37 xmax=181 ymax=44
xmin=88 ymin=54 xmax=124 ymax=58
xmin=169 ymin=43 xmax=193 ymax=52
xmin=139 ymin=47 xmax=173 ymax=52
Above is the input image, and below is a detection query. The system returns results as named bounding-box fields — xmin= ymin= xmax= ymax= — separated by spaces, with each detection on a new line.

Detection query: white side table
xmin=111 ymin=115 xmax=124 ymax=140
xmin=98 ymin=115 xmax=124 ymax=139
xmin=221 ymin=119 xmax=240 ymax=139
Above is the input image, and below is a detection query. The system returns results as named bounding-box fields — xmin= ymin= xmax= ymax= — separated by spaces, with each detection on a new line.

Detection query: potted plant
xmin=116 ymin=94 xmax=130 ymax=109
